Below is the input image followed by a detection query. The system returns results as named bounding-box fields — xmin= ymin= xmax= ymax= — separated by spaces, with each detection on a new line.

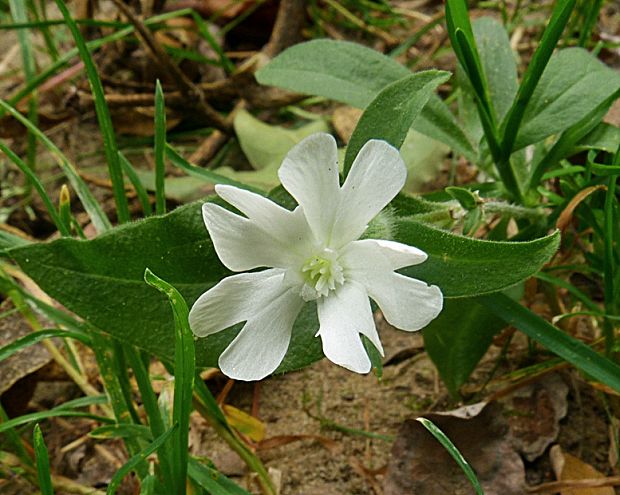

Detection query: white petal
xmin=202 ymin=203 xmax=300 ymax=271
xmin=332 ymin=140 xmax=406 ymax=247
xmin=215 ymin=185 xmax=314 ymax=256
xmin=218 ymin=289 xmax=304 ymax=381
xmin=316 ymin=281 xmax=380 ymax=374
xmin=367 ymin=271 xmax=443 ymax=331
xmin=342 ymin=239 xmax=427 ymax=271
xmin=278 ymin=133 xmax=340 ymax=243
xmin=189 ymin=268 xmax=288 ymax=337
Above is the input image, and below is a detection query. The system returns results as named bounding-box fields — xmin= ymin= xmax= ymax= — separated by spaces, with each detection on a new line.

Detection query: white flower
xmin=189 ymin=133 xmax=443 ymax=381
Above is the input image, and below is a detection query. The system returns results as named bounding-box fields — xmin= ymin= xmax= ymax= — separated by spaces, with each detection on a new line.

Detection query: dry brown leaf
xmin=550 ymin=445 xmax=615 ymax=495
xmin=223 ymin=404 xmax=266 ymax=442
xmin=0 ymin=299 xmax=51 ymax=397
xmin=383 ymin=402 xmax=525 ymax=495
xmin=556 ymin=185 xmax=606 ymax=231
xmin=504 ymin=373 xmax=568 ymax=461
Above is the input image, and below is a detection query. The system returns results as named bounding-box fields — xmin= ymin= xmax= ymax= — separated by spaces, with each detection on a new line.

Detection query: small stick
xmin=111 ymin=0 xmax=231 ymax=133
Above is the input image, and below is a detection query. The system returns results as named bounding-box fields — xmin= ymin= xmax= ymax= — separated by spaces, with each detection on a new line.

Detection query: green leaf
xmin=6 ymin=196 xmax=561 ymax=374
xmin=423 ymin=297 xmax=507 ymax=396
xmin=6 ymin=202 xmax=322 ymax=372
xmin=513 ymin=48 xmax=620 ymax=151
xmin=576 ymin=123 xmax=620 ymax=154
xmin=500 ymin=0 xmax=577 ymax=156
xmin=256 ymin=39 xmax=475 ymax=160
xmin=396 ymin=220 xmax=560 ymax=297
xmin=478 ymin=292 xmax=620 ymax=393
xmin=33 ymin=424 xmax=54 ymax=495
xmin=399 ymin=130 xmax=450 ymax=192
xmin=528 ymin=92 xmax=617 ymax=188
xmin=472 ymin=17 xmax=518 ymax=121
xmin=445 ymin=187 xmax=478 ymax=210
xmin=234 ymin=109 xmax=329 ymax=171
xmin=344 ymin=70 xmax=451 ymax=175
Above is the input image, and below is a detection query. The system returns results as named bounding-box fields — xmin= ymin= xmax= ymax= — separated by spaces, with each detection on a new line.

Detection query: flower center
xmin=299 ymin=248 xmax=345 ymax=301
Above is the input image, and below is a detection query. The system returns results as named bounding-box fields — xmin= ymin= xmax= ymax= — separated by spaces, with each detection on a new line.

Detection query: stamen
xmin=299 ymin=248 xmax=345 ymax=301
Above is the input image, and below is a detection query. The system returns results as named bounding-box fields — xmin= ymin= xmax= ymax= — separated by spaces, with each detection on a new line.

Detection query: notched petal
xmin=278 ymin=133 xmax=341 ymax=242
xmin=218 ymin=289 xmax=304 ymax=381
xmin=202 ymin=203 xmax=299 ymax=271
xmin=332 ymin=140 xmax=407 ymax=247
xmin=188 ymin=268 xmax=287 ymax=337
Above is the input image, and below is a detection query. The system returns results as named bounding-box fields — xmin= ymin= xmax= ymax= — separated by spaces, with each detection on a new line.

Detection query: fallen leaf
xmin=383 ymin=402 xmax=525 ymax=494
xmin=504 ymin=373 xmax=568 ymax=461
xmin=549 ymin=445 xmax=615 ymax=495
xmin=233 ymin=109 xmax=330 ymax=171
xmin=0 ymin=299 xmax=51 ymax=397
xmin=223 ymin=404 xmax=266 ymax=442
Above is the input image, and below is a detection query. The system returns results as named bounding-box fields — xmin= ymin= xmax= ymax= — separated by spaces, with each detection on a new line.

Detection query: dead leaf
xmin=0 ymin=299 xmax=51 ymax=397
xmin=556 ymin=185 xmax=606 ymax=231
xmin=504 ymin=373 xmax=568 ymax=461
xmin=550 ymin=445 xmax=615 ymax=495
xmin=383 ymin=402 xmax=525 ymax=495
xmin=223 ymin=404 xmax=266 ymax=442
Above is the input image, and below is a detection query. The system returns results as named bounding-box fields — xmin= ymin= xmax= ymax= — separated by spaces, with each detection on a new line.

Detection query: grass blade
xmin=9 ymin=0 xmax=38 ymax=180
xmin=125 ymin=347 xmax=175 ymax=493
xmin=189 ymin=11 xmax=235 ymax=73
xmin=31 ymin=0 xmax=60 ymax=61
xmin=144 ymin=269 xmax=195 ymax=495
xmin=0 ymin=141 xmax=70 ymax=236
xmin=0 ymin=328 xmax=90 ymax=362
xmin=602 ymin=142 xmax=620 ymax=353
xmin=416 ymin=417 xmax=484 ymax=495
xmin=0 ymin=99 xmax=111 ymax=233
xmin=0 ymin=403 xmax=32 ymax=466
xmin=154 ymin=80 xmax=166 ymax=215
xmin=118 ymin=151 xmax=153 ymax=216
xmin=165 ymin=143 xmax=266 ymax=194
xmin=55 ymin=0 xmax=130 ymax=224
xmin=89 ymin=424 xmax=153 ymax=440
xmin=33 ymin=424 xmax=54 ymax=495
xmin=0 ymin=407 xmax=113 ymax=435
xmin=106 ymin=423 xmax=178 ymax=495
xmin=500 ymin=0 xmax=577 ymax=156
xmin=578 ymin=0 xmax=604 ymax=47
xmin=478 ymin=291 xmax=620 ymax=393
xmin=188 ymin=458 xmax=252 ymax=495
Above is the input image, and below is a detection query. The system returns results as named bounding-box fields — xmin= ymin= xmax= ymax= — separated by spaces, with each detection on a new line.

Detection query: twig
xmin=111 ymin=0 xmax=231 ymax=132
xmin=263 ymin=0 xmax=306 ymax=57
xmin=189 ymin=100 xmax=245 ymax=166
